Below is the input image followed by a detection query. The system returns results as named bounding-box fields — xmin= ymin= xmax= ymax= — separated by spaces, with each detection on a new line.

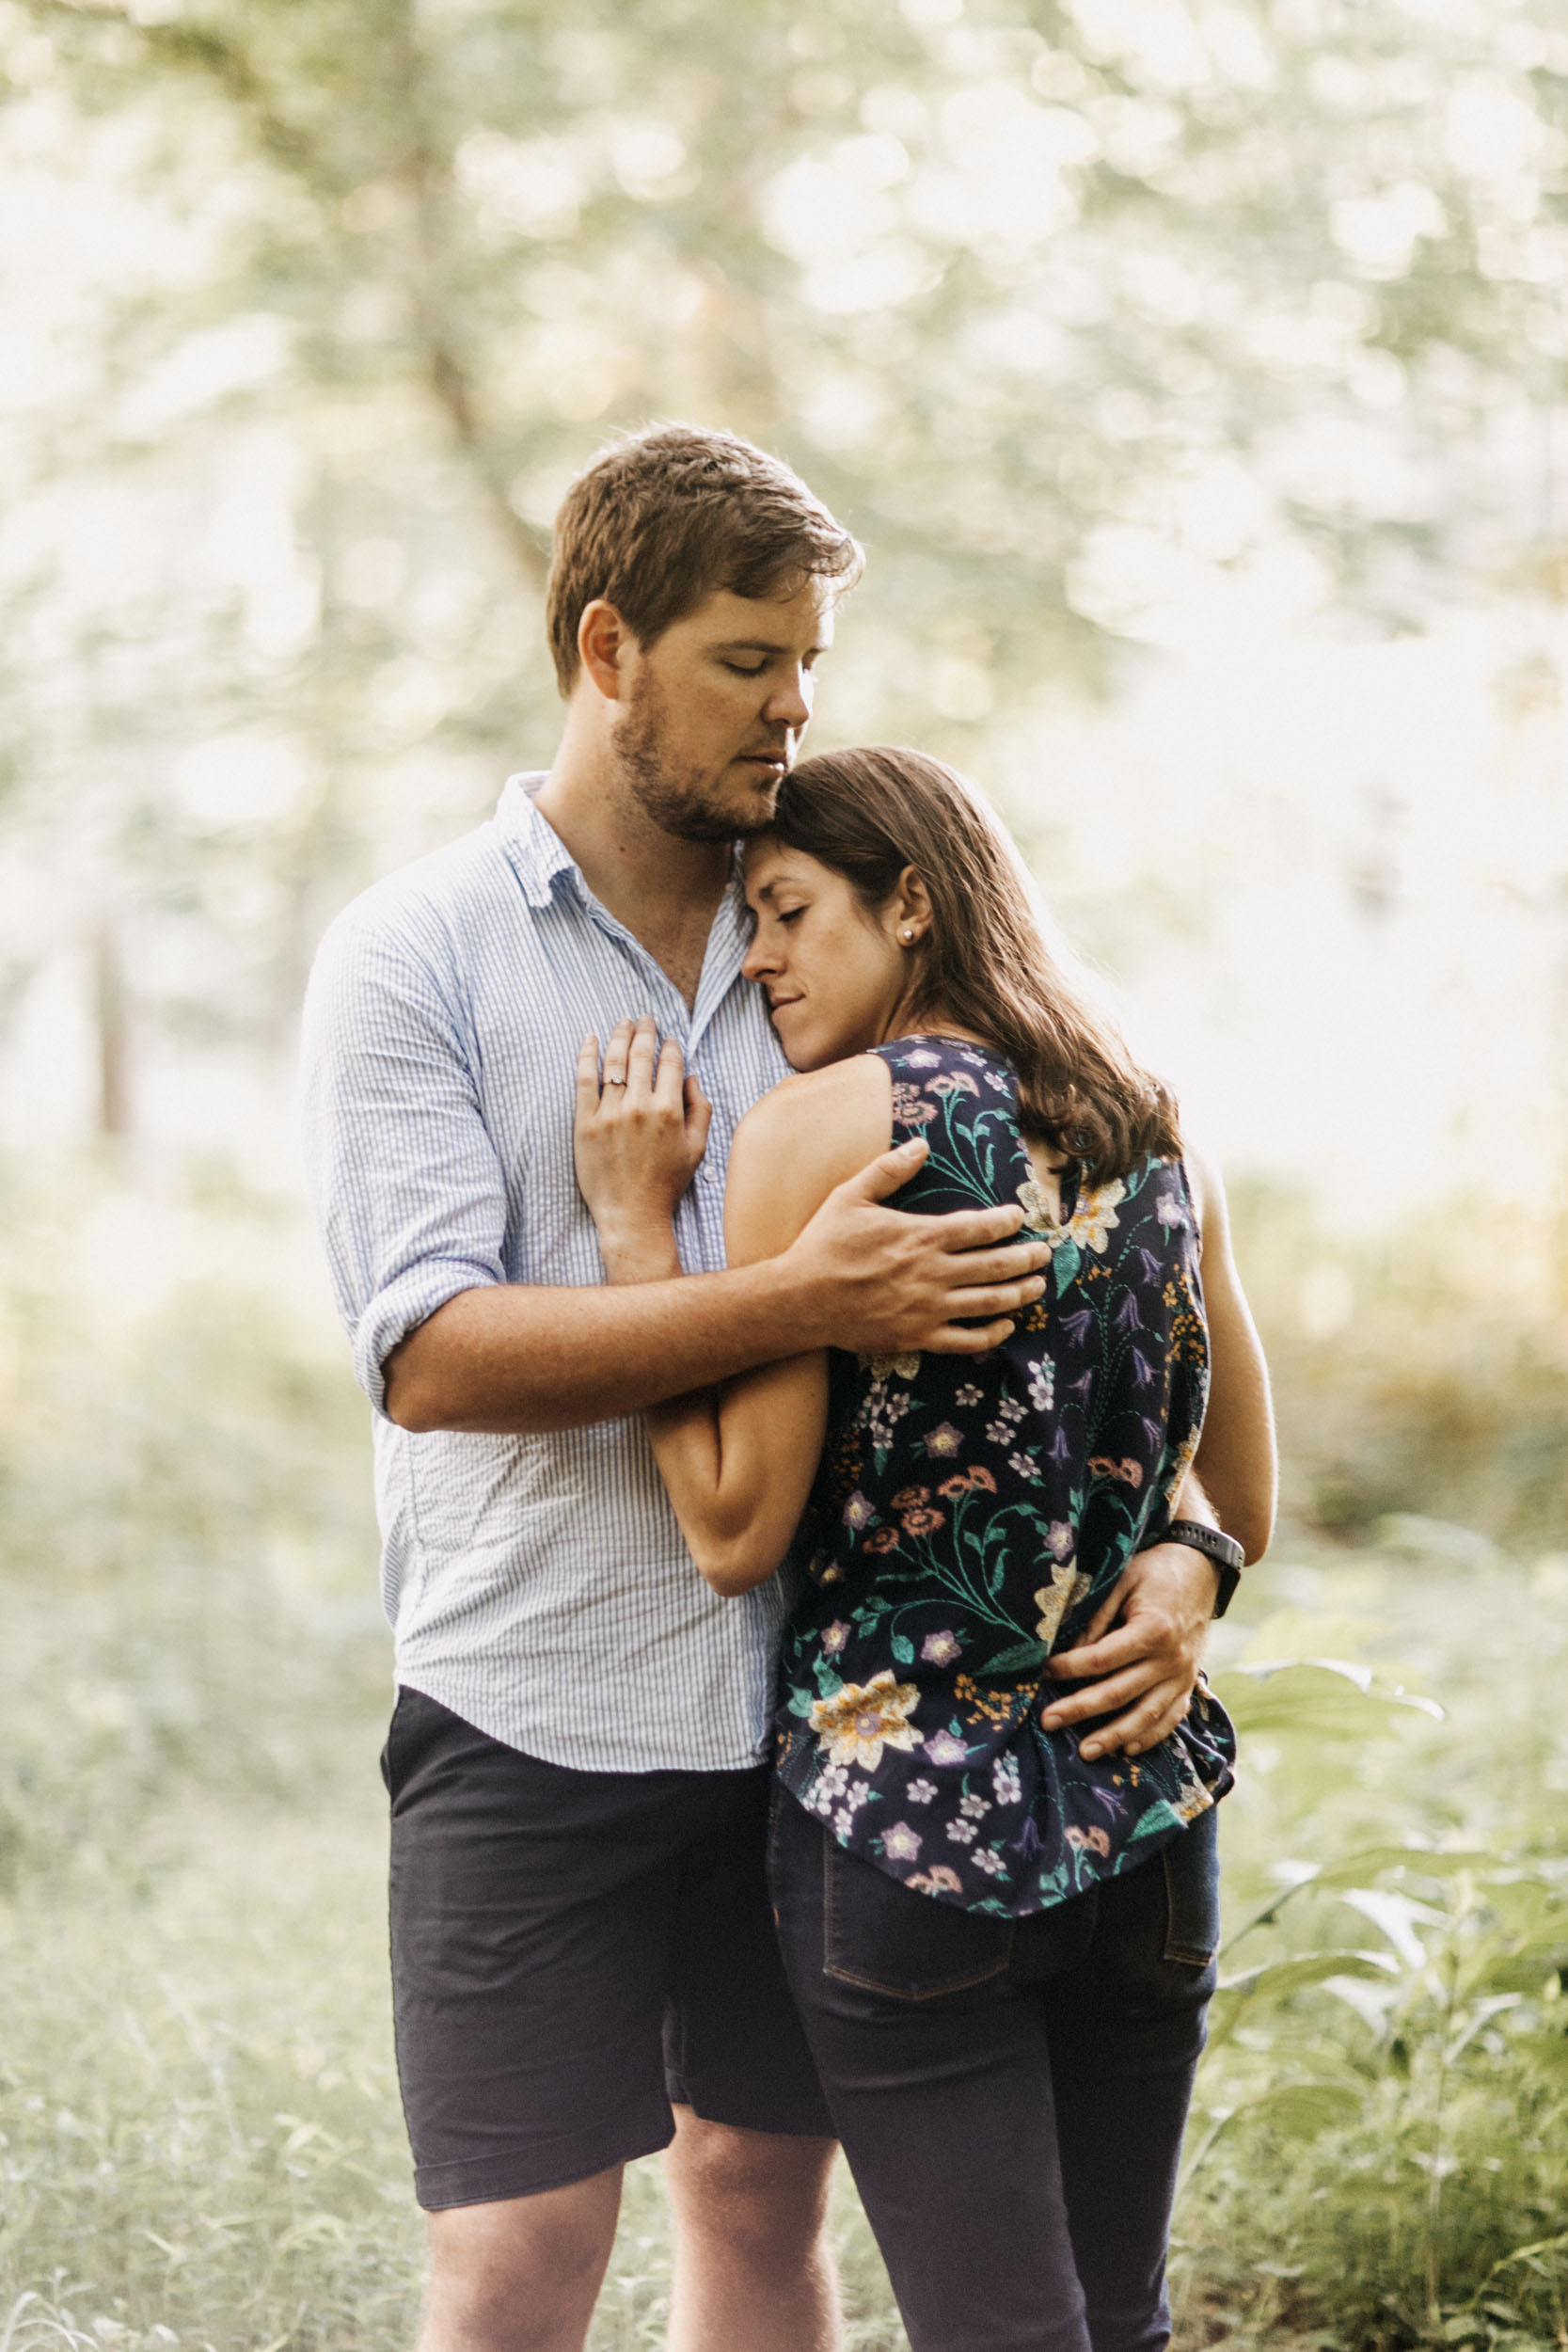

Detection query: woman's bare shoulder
xmin=725 ymin=1054 xmax=895 ymax=1259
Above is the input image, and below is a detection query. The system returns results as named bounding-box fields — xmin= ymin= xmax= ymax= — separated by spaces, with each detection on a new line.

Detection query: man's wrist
xmin=1164 ymin=1518 xmax=1244 ymax=1617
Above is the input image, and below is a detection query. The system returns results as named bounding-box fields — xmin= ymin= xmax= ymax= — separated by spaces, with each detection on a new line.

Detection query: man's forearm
xmin=383 ymin=1258 xmax=826 ymax=1435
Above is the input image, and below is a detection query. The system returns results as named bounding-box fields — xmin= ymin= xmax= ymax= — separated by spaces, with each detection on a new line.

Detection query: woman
xmin=573 ymin=746 xmax=1275 ymax=2352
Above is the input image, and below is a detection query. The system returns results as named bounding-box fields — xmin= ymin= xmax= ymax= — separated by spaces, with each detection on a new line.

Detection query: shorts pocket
xmin=1159 ymin=1805 xmax=1221 ymax=1966
xmin=823 ymin=1836 xmax=1015 ymax=2001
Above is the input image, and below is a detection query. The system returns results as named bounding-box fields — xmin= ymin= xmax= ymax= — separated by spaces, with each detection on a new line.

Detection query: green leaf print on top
xmin=773 ymin=1035 xmax=1233 ymax=1920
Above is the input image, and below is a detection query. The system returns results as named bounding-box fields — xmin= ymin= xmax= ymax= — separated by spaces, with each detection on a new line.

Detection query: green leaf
xmin=1207 ymin=1948 xmax=1397 ymax=2046
xmin=982 ymin=1640 xmax=1049 ymax=1676
xmin=890 ymin=1633 xmax=914 ymax=1664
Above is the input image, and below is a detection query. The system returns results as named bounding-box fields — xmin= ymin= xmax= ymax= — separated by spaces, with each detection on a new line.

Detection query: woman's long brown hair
xmin=769 ymin=746 xmax=1182 ymax=1184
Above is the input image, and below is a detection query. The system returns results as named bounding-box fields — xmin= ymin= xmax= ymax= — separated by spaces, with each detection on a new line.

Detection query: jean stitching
xmin=821 ymin=1837 xmax=1015 ymax=1999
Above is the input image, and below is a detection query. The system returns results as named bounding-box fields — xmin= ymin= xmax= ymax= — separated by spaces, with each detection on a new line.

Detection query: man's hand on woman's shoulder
xmin=723 ymin=1056 xmax=1053 ymax=1359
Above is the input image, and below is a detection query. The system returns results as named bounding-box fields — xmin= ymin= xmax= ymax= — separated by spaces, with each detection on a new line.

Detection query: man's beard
xmin=614 ymin=670 xmax=784 ymax=843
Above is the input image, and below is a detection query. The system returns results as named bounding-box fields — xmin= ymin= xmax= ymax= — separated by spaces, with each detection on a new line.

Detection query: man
xmin=301 ymin=424 xmax=1231 ymax=2352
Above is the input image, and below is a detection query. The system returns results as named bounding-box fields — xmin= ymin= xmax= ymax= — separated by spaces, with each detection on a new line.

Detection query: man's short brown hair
xmin=546 ymin=423 xmax=863 ymax=694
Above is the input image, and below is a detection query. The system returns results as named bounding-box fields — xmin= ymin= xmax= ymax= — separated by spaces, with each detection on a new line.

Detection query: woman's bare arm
xmin=577 ymin=1037 xmax=896 ymax=1593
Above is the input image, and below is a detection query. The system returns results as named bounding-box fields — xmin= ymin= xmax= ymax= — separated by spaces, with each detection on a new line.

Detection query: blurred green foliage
xmin=2 ymin=1216 xmax=1566 ymax=2350
xmin=7 ymin=0 xmax=1568 ymax=1077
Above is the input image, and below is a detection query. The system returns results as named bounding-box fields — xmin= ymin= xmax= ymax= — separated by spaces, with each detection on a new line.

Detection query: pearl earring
xmin=901 ymin=928 xmax=915 ymax=945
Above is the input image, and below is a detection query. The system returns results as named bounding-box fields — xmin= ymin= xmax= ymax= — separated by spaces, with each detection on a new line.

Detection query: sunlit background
xmin=3 ymin=3 xmax=1567 ymax=2347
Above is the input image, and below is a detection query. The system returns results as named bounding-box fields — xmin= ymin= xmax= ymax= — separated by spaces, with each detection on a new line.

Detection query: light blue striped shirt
xmin=300 ymin=774 xmax=797 ymax=1772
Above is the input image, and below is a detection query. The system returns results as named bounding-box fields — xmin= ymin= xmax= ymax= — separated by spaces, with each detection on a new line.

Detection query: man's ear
xmin=578 ymin=598 xmax=629 ymax=701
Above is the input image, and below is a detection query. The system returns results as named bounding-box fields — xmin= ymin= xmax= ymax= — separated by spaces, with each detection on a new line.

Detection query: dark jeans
xmin=768 ymin=1791 xmax=1219 ymax=2352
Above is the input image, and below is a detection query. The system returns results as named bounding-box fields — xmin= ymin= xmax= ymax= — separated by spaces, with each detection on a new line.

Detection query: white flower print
xmin=958 ymin=1792 xmax=990 ymax=1820
xmin=955 ymin=1384 xmax=983 ymax=1407
xmin=905 ymin=1778 xmax=938 ymax=1804
xmin=1015 ymin=1174 xmax=1058 ymax=1232
xmin=1026 ymin=1359 xmax=1054 ymax=1413
xmin=1007 ymin=1451 xmax=1042 ymax=1484
xmin=991 ymin=1755 xmax=1022 ymax=1805
xmin=882 ymin=1821 xmax=923 ymax=1863
xmin=903 ymin=1049 xmax=941 ymax=1068
xmin=970 ymin=1848 xmax=1006 ymax=1878
xmin=1155 ymin=1193 xmax=1186 ymax=1231
xmin=832 ymin=1807 xmax=854 ymax=1838
xmin=945 ymin=1817 xmax=978 ymax=1845
xmin=1047 ymin=1520 xmax=1075 ymax=1562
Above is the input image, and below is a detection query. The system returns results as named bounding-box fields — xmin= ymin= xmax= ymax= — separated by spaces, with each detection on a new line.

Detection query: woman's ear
xmin=891 ymin=866 xmax=935 ymax=947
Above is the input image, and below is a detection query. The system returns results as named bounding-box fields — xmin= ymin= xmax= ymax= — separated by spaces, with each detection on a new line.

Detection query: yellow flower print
xmin=1174 ymin=1774 xmax=1215 ymax=1824
xmin=863 ymin=1349 xmax=922 ymax=1381
xmin=1034 ymin=1559 xmax=1093 ymax=1649
xmin=1015 ymin=1175 xmax=1058 ymax=1233
xmin=1066 ymin=1177 xmax=1126 ymax=1255
xmin=810 ymin=1670 xmax=925 ymax=1771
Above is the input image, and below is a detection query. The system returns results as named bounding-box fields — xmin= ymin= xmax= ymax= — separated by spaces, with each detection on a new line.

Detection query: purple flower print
xmin=821 ymin=1620 xmax=851 ymax=1656
xmin=1113 ymin=1294 xmax=1143 ymax=1332
xmin=1059 ymin=1310 xmax=1094 ymax=1343
xmin=926 ymin=1730 xmax=970 ymax=1767
xmin=843 ymin=1491 xmax=874 ymax=1530
xmin=882 ymin=1820 xmax=923 ymax=1863
xmin=923 ymin=1423 xmax=964 ymax=1459
xmin=921 ymin=1629 xmax=962 ymax=1665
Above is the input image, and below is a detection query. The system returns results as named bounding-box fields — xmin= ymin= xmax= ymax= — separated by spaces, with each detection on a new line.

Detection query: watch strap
xmin=1164 ymin=1518 xmax=1244 ymax=1618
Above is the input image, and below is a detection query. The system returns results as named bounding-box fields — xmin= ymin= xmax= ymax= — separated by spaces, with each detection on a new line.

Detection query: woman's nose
xmin=742 ymin=933 xmax=778 ymax=983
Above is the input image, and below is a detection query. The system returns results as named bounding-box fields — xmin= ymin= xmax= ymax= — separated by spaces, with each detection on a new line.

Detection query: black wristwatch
xmin=1164 ymin=1519 xmax=1245 ymax=1618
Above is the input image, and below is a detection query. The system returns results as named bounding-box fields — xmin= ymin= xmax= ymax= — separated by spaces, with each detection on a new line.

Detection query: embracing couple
xmin=302 ymin=424 xmax=1276 ymax=2352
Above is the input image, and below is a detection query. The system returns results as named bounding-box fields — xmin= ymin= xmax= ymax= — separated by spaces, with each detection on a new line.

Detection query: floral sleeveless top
xmin=773 ymin=1035 xmax=1236 ymax=1917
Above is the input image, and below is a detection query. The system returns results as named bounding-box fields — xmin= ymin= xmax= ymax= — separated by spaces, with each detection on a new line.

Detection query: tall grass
xmin=2 ymin=1173 xmax=1564 ymax=2348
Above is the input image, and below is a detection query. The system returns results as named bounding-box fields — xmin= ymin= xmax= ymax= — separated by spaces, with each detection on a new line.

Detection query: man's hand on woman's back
xmin=784 ymin=1141 xmax=1051 ymax=1359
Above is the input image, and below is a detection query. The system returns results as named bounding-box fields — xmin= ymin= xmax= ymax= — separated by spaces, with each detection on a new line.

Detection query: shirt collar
xmin=496 ymin=772 xmax=581 ymax=909
xmin=496 ymin=770 xmax=752 ymax=940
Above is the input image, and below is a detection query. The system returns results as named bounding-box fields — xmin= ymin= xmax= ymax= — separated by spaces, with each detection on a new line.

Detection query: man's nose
xmin=764 ymin=668 xmax=813 ymax=731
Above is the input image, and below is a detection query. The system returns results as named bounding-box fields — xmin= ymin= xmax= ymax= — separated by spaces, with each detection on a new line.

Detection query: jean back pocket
xmin=823 ymin=1836 xmax=1015 ymax=2001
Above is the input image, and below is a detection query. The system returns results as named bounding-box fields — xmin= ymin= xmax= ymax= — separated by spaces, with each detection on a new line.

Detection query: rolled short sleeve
xmin=301 ymin=906 xmax=508 ymax=1417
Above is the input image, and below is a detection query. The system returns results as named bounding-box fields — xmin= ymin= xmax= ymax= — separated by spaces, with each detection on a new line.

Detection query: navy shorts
xmin=383 ymin=1688 xmax=833 ymax=2210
